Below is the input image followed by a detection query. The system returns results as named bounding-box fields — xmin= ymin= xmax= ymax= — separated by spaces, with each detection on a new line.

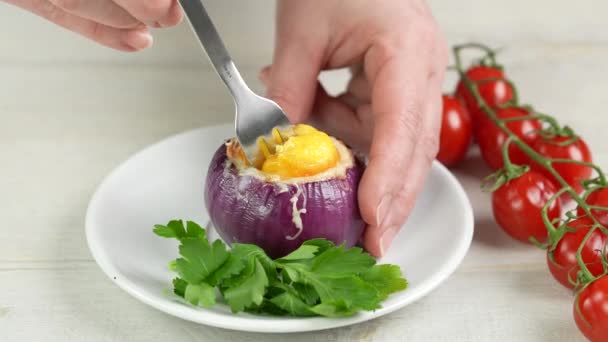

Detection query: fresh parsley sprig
xmin=153 ymin=220 xmax=408 ymax=317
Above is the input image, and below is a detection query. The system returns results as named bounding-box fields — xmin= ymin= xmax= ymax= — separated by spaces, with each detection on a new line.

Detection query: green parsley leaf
xmin=223 ymin=258 xmax=269 ymax=312
xmin=206 ymin=254 xmax=245 ymax=286
xmin=361 ymin=264 xmax=408 ymax=300
xmin=265 ymin=284 xmax=287 ymax=298
xmin=281 ymin=266 xmax=298 ymax=283
xmin=168 ymin=260 xmax=177 ymax=272
xmin=184 ymin=221 xmax=206 ymax=238
xmin=154 ymin=219 xmax=408 ymax=318
xmin=311 ymin=244 xmax=375 ymax=277
xmin=173 ymin=277 xmax=187 ymax=297
xmin=309 ymin=301 xmax=357 ymax=317
xmin=282 ymin=264 xmax=381 ymax=311
xmin=247 ymin=299 xmax=285 ymax=316
xmin=315 ymin=275 xmax=380 ymax=311
xmin=175 ymin=238 xmax=229 ymax=284
xmin=153 ymin=220 xmax=186 ymax=239
xmin=277 ymin=245 xmax=319 ymax=261
xmin=184 ymin=283 xmax=215 ymax=307
xmin=174 ymin=259 xmax=204 ymax=284
xmin=302 ymin=238 xmax=335 ymax=254
xmin=279 ymin=262 xmax=307 ymax=283
xmin=292 ymin=282 xmax=319 ymax=305
xmin=269 ymin=292 xmax=315 ymax=317
xmin=231 ymin=244 xmax=277 ymax=282
xmin=153 ymin=220 xmax=206 ymax=240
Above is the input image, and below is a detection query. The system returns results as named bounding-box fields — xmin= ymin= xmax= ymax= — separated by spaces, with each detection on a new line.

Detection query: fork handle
xmin=179 ymin=0 xmax=252 ymax=101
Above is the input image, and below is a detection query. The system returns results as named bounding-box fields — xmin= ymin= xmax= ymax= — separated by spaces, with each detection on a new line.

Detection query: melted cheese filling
xmin=260 ymin=124 xmax=339 ymax=179
xmin=226 ymin=124 xmax=353 ymax=183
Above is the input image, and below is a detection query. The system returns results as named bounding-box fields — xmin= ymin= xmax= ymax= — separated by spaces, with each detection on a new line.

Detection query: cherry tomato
xmin=437 ymin=95 xmax=473 ymax=167
xmin=492 ymin=170 xmax=562 ymax=243
xmin=547 ymin=217 xmax=607 ymax=289
xmin=477 ymin=106 xmax=541 ymax=170
xmin=532 ymin=136 xmax=593 ymax=201
xmin=455 ymin=65 xmax=515 ymax=131
xmin=574 ymin=275 xmax=608 ymax=341
xmin=577 ymin=187 xmax=608 ymax=227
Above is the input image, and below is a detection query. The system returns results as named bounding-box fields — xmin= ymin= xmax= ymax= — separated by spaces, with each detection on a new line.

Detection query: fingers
xmin=260 ymin=66 xmax=371 ymax=151
xmin=310 ymin=87 xmax=374 ymax=153
xmin=265 ymin=45 xmax=324 ymax=123
xmin=346 ymin=70 xmax=372 ymax=103
xmin=362 ymin=30 xmax=449 ymax=257
xmin=262 ymin=64 xmax=373 ymax=152
xmin=47 ymin=0 xmax=139 ymax=28
xmin=112 ymin=0 xmax=182 ymax=27
xmin=15 ymin=0 xmax=153 ymax=51
xmin=358 ymin=36 xmax=432 ymax=257
xmin=162 ymin=0 xmax=183 ymax=28
xmin=363 ymin=71 xmax=443 ymax=257
xmin=262 ymin=4 xmax=328 ymax=124
xmin=392 ymin=44 xmax=448 ymax=219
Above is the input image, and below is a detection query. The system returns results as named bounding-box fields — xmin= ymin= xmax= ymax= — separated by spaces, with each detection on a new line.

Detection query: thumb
xmin=263 ymin=41 xmax=324 ymax=123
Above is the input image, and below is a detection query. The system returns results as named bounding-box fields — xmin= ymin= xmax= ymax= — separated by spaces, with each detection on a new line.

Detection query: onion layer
xmin=204 ymin=138 xmax=366 ymax=258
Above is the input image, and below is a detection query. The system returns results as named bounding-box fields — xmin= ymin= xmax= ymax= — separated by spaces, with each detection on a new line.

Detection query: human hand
xmin=4 ymin=0 xmax=183 ymax=51
xmin=260 ymin=0 xmax=448 ymax=257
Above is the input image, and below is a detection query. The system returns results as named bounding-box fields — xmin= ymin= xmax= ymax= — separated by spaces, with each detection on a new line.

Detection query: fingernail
xmin=375 ymin=194 xmax=394 ymax=227
xmin=127 ymin=30 xmax=153 ymax=50
xmin=379 ymin=225 xmax=399 ymax=256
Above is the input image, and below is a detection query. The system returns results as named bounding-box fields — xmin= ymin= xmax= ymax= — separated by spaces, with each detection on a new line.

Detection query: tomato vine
xmin=452 ymin=43 xmax=608 ymax=290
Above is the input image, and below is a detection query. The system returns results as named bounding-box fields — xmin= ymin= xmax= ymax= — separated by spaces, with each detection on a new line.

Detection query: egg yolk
xmin=259 ymin=124 xmax=339 ymax=178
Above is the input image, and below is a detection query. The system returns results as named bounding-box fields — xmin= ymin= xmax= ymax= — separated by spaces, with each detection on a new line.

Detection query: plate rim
xmin=85 ymin=125 xmax=475 ymax=333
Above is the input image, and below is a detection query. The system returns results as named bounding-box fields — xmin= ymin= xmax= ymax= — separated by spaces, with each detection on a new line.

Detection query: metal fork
xmin=179 ymin=0 xmax=291 ymax=165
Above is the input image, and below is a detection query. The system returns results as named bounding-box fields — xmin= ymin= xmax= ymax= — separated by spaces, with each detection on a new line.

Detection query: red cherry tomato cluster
xmin=436 ymin=95 xmax=472 ymax=166
xmin=578 ymin=187 xmax=608 ymax=226
xmin=532 ymin=136 xmax=593 ymax=203
xmin=454 ymin=65 xmax=515 ymax=132
xmin=444 ymin=43 xmax=608 ymax=341
xmin=574 ymin=276 xmax=608 ymax=341
xmin=492 ymin=170 xmax=561 ymax=243
xmin=547 ymin=217 xmax=606 ymax=289
xmin=478 ymin=106 xmax=541 ymax=170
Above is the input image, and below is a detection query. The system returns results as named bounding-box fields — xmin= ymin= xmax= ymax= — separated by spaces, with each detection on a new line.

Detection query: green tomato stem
xmin=549 ymin=158 xmax=607 ymax=184
xmin=542 ymin=187 xmax=569 ymax=236
xmin=500 ymin=115 xmax=536 ymax=123
xmin=528 ymin=112 xmax=562 ymax=131
xmin=502 ymin=78 xmax=520 ymax=106
xmin=601 ymin=243 xmax=608 ymax=274
xmin=576 ymin=225 xmax=600 ymax=283
xmin=501 ymin=135 xmax=516 ymax=169
xmin=453 ymin=44 xmax=608 ymax=285
xmin=499 ymin=111 xmax=561 ymax=132
xmin=453 ymin=42 xmax=499 ymax=66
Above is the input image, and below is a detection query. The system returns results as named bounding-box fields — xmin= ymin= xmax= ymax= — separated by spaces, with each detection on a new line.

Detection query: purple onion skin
xmin=204 ymin=142 xmax=366 ymax=258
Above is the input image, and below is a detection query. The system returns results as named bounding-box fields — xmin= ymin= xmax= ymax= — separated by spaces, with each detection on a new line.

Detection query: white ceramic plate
xmin=85 ymin=124 xmax=474 ymax=333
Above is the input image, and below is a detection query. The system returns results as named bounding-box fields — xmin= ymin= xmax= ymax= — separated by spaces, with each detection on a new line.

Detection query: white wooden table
xmin=1 ymin=1 xmax=606 ymax=340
